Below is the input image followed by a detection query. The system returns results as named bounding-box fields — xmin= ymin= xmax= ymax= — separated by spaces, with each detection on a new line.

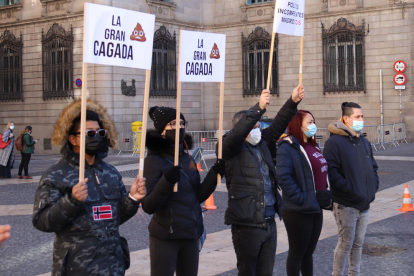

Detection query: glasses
xmin=74 ymin=129 xmax=107 ymax=138
xmin=168 ymin=121 xmax=188 ymax=129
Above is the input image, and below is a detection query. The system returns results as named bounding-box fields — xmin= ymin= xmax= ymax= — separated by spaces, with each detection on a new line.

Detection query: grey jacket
xmin=0 ymin=129 xmax=14 ymax=166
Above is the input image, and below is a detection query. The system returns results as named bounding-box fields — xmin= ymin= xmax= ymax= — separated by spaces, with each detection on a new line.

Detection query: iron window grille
xmin=42 ymin=23 xmax=73 ymax=100
xmin=0 ymin=30 xmax=23 ymax=102
xmin=150 ymin=26 xmax=177 ymax=98
xmin=246 ymin=0 xmax=273 ymax=4
xmin=242 ymin=26 xmax=278 ymax=97
xmin=322 ymin=18 xmax=368 ymax=94
xmin=0 ymin=0 xmax=19 ymax=6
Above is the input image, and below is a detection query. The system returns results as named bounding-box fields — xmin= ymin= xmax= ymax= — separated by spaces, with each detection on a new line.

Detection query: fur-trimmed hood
xmin=328 ymin=118 xmax=359 ymax=138
xmin=146 ymin=129 xmax=193 ymax=155
xmin=52 ymin=99 xmax=117 ymax=148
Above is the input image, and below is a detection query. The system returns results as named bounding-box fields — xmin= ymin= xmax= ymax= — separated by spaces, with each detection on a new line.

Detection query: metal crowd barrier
xmin=394 ymin=122 xmax=408 ymax=145
xmin=379 ymin=124 xmax=398 ymax=148
xmin=315 ymin=128 xmax=329 ymax=150
xmin=362 ymin=125 xmax=381 ymax=151
xmin=187 ymin=130 xmax=230 ymax=152
xmin=117 ymin=131 xmax=142 ymax=156
xmin=117 ymin=132 xmax=133 ymax=155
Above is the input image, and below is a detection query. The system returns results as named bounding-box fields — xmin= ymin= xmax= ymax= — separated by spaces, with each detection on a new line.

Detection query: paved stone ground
xmin=218 ymin=212 xmax=414 ymax=276
xmin=0 ymin=146 xmax=414 ymax=275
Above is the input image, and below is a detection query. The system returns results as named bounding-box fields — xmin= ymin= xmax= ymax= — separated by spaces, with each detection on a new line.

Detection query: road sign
xmin=395 ymin=85 xmax=406 ymax=90
xmin=394 ymin=60 xmax=406 ymax=73
xmin=75 ymin=78 xmax=82 ymax=87
xmin=394 ymin=73 xmax=407 ymax=85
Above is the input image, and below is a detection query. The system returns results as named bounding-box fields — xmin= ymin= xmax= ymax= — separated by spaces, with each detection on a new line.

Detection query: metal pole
xmin=380 ymin=69 xmax=383 ymax=125
xmin=380 ymin=69 xmax=384 ymax=144
xmin=400 ymin=89 xmax=402 ymax=122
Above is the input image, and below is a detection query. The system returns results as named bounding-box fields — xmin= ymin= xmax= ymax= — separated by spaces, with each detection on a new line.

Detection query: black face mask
xmin=85 ymin=135 xmax=102 ymax=156
xmin=165 ymin=128 xmax=185 ymax=144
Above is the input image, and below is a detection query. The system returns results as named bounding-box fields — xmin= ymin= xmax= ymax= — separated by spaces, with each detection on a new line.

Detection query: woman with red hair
xmin=276 ymin=110 xmax=330 ymax=276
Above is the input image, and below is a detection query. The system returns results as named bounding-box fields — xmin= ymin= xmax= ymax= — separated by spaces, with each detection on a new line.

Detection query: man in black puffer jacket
xmin=324 ymin=102 xmax=379 ymax=276
xmin=222 ymin=85 xmax=304 ymax=276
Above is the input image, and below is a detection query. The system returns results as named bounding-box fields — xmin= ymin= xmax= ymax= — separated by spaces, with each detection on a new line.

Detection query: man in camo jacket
xmin=32 ymin=100 xmax=146 ymax=276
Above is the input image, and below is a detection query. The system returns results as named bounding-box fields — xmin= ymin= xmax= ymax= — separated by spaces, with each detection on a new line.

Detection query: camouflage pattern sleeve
xmin=32 ymin=179 xmax=84 ymax=232
xmin=119 ymin=177 xmax=140 ymax=225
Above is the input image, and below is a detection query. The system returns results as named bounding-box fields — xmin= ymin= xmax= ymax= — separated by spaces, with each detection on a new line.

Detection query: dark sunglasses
xmin=73 ymin=129 xmax=107 ymax=138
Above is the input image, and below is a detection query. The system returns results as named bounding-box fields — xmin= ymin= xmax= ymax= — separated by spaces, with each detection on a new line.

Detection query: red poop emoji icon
xmin=130 ymin=23 xmax=146 ymax=42
xmin=210 ymin=43 xmax=220 ymax=59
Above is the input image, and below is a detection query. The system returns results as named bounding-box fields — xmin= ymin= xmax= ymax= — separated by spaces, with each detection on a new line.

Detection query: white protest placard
xmin=179 ymin=30 xmax=226 ymax=83
xmin=83 ymin=3 xmax=155 ymax=69
xmin=273 ymin=0 xmax=305 ymax=36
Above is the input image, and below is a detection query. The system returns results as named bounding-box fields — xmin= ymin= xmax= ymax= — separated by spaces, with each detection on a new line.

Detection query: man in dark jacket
xmin=324 ymin=102 xmax=379 ymax=276
xmin=222 ymin=85 xmax=304 ymax=276
xmin=32 ymin=100 xmax=146 ymax=276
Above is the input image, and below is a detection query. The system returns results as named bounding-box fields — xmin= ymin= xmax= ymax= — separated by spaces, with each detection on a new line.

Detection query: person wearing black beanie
xmin=141 ymin=106 xmax=225 ymax=276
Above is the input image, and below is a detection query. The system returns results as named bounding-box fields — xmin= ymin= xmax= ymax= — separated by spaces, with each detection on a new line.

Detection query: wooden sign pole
xmin=138 ymin=69 xmax=151 ymax=177
xmin=217 ymin=82 xmax=224 ymax=185
xmin=266 ymin=31 xmax=276 ymax=90
xmin=79 ymin=7 xmax=88 ymax=183
xmin=174 ymin=30 xmax=183 ymax=192
xmin=79 ymin=63 xmax=87 ymax=183
xmin=299 ymin=36 xmax=303 ymax=89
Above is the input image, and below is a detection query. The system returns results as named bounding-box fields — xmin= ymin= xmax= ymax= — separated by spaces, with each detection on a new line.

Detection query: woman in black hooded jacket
xmin=141 ymin=106 xmax=225 ymax=276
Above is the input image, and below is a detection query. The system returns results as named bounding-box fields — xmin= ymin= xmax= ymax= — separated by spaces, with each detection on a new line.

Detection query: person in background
xmin=324 ymin=102 xmax=379 ymax=276
xmin=18 ymin=126 xmax=37 ymax=179
xmin=0 ymin=122 xmax=15 ymax=179
xmin=276 ymin=110 xmax=328 ymax=276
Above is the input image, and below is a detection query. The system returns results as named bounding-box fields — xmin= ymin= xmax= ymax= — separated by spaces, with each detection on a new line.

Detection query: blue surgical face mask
xmin=303 ymin=123 xmax=317 ymax=138
xmin=9 ymin=126 xmax=14 ymax=130
xmin=349 ymin=118 xmax=364 ymax=132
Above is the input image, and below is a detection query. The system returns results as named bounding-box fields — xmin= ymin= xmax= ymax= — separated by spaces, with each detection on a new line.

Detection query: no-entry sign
xmin=394 ymin=73 xmax=407 ymax=85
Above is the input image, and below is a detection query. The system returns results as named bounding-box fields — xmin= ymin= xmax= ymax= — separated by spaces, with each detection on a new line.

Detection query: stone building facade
xmin=0 ymin=0 xmax=413 ymax=153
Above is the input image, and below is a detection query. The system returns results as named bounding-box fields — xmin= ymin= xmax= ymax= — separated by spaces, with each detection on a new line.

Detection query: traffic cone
xmin=203 ymin=194 xmax=217 ymax=210
xmin=398 ymin=184 xmax=414 ymax=212
xmin=197 ymin=163 xmax=204 ymax=172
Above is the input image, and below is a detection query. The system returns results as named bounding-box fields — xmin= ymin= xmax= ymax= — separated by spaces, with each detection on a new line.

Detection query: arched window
xmin=322 ymin=18 xmax=367 ymax=94
xmin=0 ymin=30 xmax=23 ymax=101
xmin=42 ymin=23 xmax=73 ymax=100
xmin=242 ymin=27 xmax=278 ymax=97
xmin=151 ymin=25 xmax=177 ymax=98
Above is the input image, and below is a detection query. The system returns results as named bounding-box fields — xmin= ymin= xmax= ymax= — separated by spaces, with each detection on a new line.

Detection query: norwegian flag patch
xmin=93 ymin=205 xmax=113 ymax=221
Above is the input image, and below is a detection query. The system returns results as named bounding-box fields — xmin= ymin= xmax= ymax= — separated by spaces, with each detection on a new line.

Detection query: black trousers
xmin=18 ymin=152 xmax=31 ymax=176
xmin=0 ymin=156 xmax=12 ymax=178
xmin=149 ymin=236 xmax=199 ymax=276
xmin=231 ymin=220 xmax=277 ymax=276
xmin=282 ymin=209 xmax=323 ymax=276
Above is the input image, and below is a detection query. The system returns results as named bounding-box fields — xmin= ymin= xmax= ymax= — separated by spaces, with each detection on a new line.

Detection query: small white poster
xmin=179 ymin=30 xmax=226 ymax=83
xmin=83 ymin=3 xmax=155 ymax=69
xmin=273 ymin=0 xmax=305 ymax=36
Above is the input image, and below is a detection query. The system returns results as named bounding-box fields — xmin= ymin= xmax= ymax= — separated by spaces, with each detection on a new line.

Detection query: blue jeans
xmin=332 ymin=203 xmax=369 ymax=276
xmin=231 ymin=220 xmax=277 ymax=276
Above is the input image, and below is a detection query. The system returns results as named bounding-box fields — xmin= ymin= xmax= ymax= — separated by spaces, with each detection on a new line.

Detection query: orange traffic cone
xmin=197 ymin=163 xmax=204 ymax=172
xmin=203 ymin=194 xmax=217 ymax=210
xmin=398 ymin=184 xmax=414 ymax=212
